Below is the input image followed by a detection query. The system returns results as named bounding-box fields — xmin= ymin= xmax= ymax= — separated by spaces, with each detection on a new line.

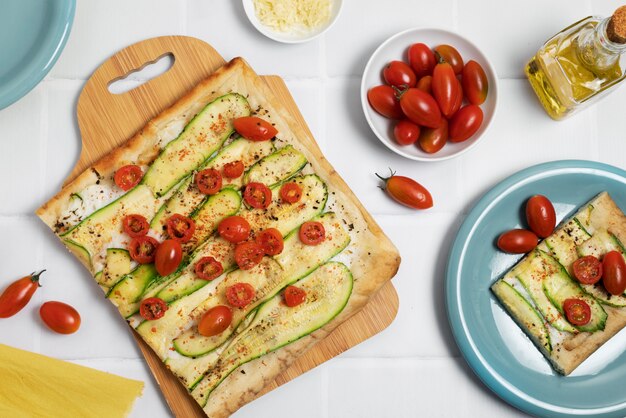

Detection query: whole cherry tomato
xmin=284 ymin=285 xmax=307 ymax=307
xmin=432 ymin=60 xmax=462 ymax=119
xmin=434 ymin=45 xmax=464 ymax=74
xmin=233 ymin=116 xmax=277 ymax=141
xmin=603 ymin=251 xmax=626 ymax=295
xmin=450 ymin=79 xmax=463 ymax=117
xmin=40 ymin=301 xmax=81 ymax=334
xmin=418 ymin=119 xmax=448 ymax=154
xmin=416 ymin=76 xmax=432 ymax=94
xmin=375 ymin=170 xmax=433 ymax=209
xmin=449 ymin=105 xmax=483 ymax=143
xmin=154 ymin=239 xmax=183 ymax=276
xmin=497 ymin=229 xmax=538 ymax=254
xmin=407 ymin=43 xmax=436 ymax=78
xmin=572 ymin=256 xmax=603 ymax=285
xmin=393 ymin=120 xmax=421 ymax=146
xmin=398 ymin=88 xmax=441 ymax=128
xmin=525 ymin=195 xmax=556 ymax=238
xmin=217 ymin=215 xmax=251 ymax=243
xmin=367 ymin=85 xmax=404 ymax=119
xmin=0 ymin=270 xmax=45 ymax=318
xmin=563 ymin=298 xmax=591 ymax=326
xmin=383 ymin=60 xmax=416 ymax=88
xmin=198 ymin=305 xmax=233 ymax=337
xmin=462 ymin=60 xmax=489 ymax=105
xmin=114 ymin=165 xmax=143 ymax=191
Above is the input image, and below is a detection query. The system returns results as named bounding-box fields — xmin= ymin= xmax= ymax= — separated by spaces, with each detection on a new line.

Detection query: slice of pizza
xmin=491 ymin=192 xmax=626 ymax=375
xmin=36 ymin=58 xmax=400 ymax=417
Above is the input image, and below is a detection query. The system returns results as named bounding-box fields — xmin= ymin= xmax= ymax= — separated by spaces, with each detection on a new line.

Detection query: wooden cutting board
xmin=67 ymin=36 xmax=399 ymax=417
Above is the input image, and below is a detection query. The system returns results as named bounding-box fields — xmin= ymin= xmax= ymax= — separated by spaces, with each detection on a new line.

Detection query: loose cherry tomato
xmin=434 ymin=45 xmax=464 ymax=75
xmin=407 ymin=43 xmax=436 ymax=78
xmin=367 ymin=85 xmax=404 ymax=120
xmin=375 ymin=170 xmax=433 ymax=210
xmin=154 ymin=239 xmax=183 ymax=276
xmin=602 ymin=251 xmax=626 ymax=295
xmin=123 ymin=214 xmax=150 ymax=238
xmin=223 ymin=160 xmax=245 ymax=178
xmin=284 ymin=285 xmax=307 ymax=307
xmin=526 ymin=195 xmax=556 ymax=238
xmin=114 ymin=165 xmax=143 ymax=191
xmin=226 ymin=283 xmax=256 ymax=308
xmin=383 ymin=60 xmax=416 ymax=88
xmin=234 ymin=242 xmax=265 ymax=270
xmin=195 ymin=168 xmax=222 ymax=195
xmin=572 ymin=256 xmax=603 ymax=285
xmin=398 ymin=88 xmax=442 ymax=129
xmin=233 ymin=116 xmax=278 ymax=141
xmin=462 ymin=60 xmax=489 ymax=105
xmin=280 ymin=182 xmax=303 ymax=204
xmin=418 ymin=119 xmax=448 ymax=154
xmin=449 ymin=105 xmax=483 ymax=143
xmin=218 ymin=215 xmax=251 ymax=243
xmin=166 ymin=214 xmax=196 ymax=243
xmin=244 ymin=182 xmax=272 ymax=209
xmin=562 ymin=298 xmax=591 ymax=326
xmin=393 ymin=120 xmax=421 ymax=146
xmin=194 ymin=256 xmax=224 ymax=281
xmin=256 ymin=228 xmax=284 ymax=255
xmin=198 ymin=305 xmax=233 ymax=337
xmin=139 ymin=297 xmax=168 ymax=320
xmin=432 ymin=59 xmax=462 ymax=119
xmin=497 ymin=229 xmax=538 ymax=254
xmin=416 ymin=76 xmax=432 ymax=94
xmin=40 ymin=301 xmax=81 ymax=334
xmin=0 ymin=270 xmax=45 ymax=318
xmin=129 ymin=236 xmax=160 ymax=264
xmin=299 ymin=222 xmax=326 ymax=245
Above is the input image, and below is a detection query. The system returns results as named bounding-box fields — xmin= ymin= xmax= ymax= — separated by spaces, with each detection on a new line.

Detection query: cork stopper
xmin=607 ymin=5 xmax=626 ymax=44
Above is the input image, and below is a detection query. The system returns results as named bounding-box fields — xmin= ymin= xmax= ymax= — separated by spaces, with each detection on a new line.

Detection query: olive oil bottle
xmin=526 ymin=6 xmax=626 ymax=120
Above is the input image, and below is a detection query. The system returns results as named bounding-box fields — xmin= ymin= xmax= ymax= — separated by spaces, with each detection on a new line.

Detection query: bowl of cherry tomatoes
xmin=361 ymin=28 xmax=498 ymax=161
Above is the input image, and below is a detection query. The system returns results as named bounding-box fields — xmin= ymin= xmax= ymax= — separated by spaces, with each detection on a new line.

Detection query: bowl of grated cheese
xmin=242 ymin=0 xmax=342 ymax=43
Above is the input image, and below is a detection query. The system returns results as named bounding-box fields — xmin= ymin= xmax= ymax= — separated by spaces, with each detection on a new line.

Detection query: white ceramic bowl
xmin=242 ymin=0 xmax=343 ymax=44
xmin=361 ymin=28 xmax=498 ymax=162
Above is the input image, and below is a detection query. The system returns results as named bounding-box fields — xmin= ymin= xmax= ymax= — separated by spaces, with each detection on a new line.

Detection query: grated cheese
xmin=253 ymin=0 xmax=332 ymax=34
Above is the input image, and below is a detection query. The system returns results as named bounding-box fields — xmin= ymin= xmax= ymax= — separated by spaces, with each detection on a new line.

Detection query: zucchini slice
xmin=99 ymin=248 xmax=132 ymax=287
xmin=107 ymin=264 xmax=158 ymax=317
xmin=243 ymin=145 xmax=307 ymax=188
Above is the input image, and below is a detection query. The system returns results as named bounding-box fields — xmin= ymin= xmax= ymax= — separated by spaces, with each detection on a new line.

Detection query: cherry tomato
xmin=299 ymin=221 xmax=326 ymax=245
xmin=393 ymin=120 xmax=421 ymax=146
xmin=139 ymin=297 xmax=168 ymax=320
xmin=234 ymin=242 xmax=265 ymax=270
xmin=256 ymin=228 xmax=284 ymax=255
xmin=416 ymin=76 xmax=432 ymax=94
xmin=0 ymin=270 xmax=45 ymax=318
xmin=198 ymin=305 xmax=233 ymax=337
xmin=123 ymin=214 xmax=150 ymax=238
xmin=154 ymin=239 xmax=183 ymax=276
xmin=194 ymin=256 xmax=224 ymax=281
xmin=284 ymin=285 xmax=307 ymax=307
xmin=432 ymin=60 xmax=462 ymax=119
xmin=226 ymin=283 xmax=256 ymax=308
xmin=434 ymin=45 xmax=464 ymax=75
xmin=562 ymin=298 xmax=591 ymax=326
xmin=40 ymin=301 xmax=81 ymax=334
xmin=572 ymin=256 xmax=603 ymax=285
xmin=450 ymin=79 xmax=463 ymax=117
xmin=449 ymin=105 xmax=483 ymax=143
xmin=367 ymin=85 xmax=404 ymax=119
xmin=497 ymin=229 xmax=538 ymax=254
xmin=217 ymin=215 xmax=251 ymax=243
xmin=223 ymin=160 xmax=245 ymax=178
xmin=462 ymin=60 xmax=489 ymax=105
xmin=280 ymin=182 xmax=303 ymax=204
xmin=114 ymin=165 xmax=143 ymax=191
xmin=166 ymin=214 xmax=196 ymax=243
xmin=233 ymin=116 xmax=278 ymax=141
xmin=407 ymin=43 xmax=436 ymax=78
xmin=375 ymin=170 xmax=433 ymax=210
xmin=195 ymin=168 xmax=222 ymax=195
xmin=525 ymin=195 xmax=556 ymax=238
xmin=128 ymin=236 xmax=160 ymax=264
xmin=244 ymin=182 xmax=272 ymax=209
xmin=383 ymin=60 xmax=416 ymax=88
xmin=398 ymin=88 xmax=442 ymax=129
xmin=602 ymin=251 xmax=626 ymax=295
xmin=418 ymin=119 xmax=448 ymax=154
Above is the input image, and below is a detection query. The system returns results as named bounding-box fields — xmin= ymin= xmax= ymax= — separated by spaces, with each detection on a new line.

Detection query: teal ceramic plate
xmin=446 ymin=160 xmax=626 ymax=418
xmin=0 ymin=0 xmax=75 ymax=110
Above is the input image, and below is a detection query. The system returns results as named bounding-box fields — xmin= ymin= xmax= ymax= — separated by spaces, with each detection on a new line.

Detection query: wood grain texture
xmin=68 ymin=36 xmax=399 ymax=417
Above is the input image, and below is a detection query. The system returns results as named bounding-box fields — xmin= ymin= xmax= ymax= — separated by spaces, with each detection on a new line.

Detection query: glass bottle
xmin=525 ymin=6 xmax=626 ymax=120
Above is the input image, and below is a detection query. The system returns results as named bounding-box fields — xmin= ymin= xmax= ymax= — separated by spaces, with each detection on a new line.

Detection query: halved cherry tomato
xmin=194 ymin=256 xmax=224 ymax=281
xmin=154 ymin=239 xmax=183 ymax=276
xmin=418 ymin=119 xmax=448 ymax=154
xmin=114 ymin=165 xmax=143 ymax=191
xmin=139 ymin=297 xmax=168 ymax=321
xmin=226 ymin=283 xmax=256 ymax=308
xmin=497 ymin=229 xmax=538 ymax=254
xmin=367 ymin=85 xmax=404 ymax=119
xmin=603 ymin=251 xmax=626 ymax=295
xmin=166 ymin=214 xmax=196 ymax=243
xmin=233 ymin=116 xmax=277 ymax=141
xmin=398 ymin=88 xmax=442 ymax=129
xmin=0 ymin=270 xmax=45 ymax=318
xmin=256 ymin=228 xmax=284 ymax=255
xmin=234 ymin=242 xmax=265 ymax=270
xmin=40 ymin=301 xmax=81 ymax=334
xmin=123 ymin=214 xmax=150 ymax=238
xmin=434 ymin=45 xmax=464 ymax=75
xmin=432 ymin=59 xmax=462 ymax=119
xmin=299 ymin=222 xmax=326 ymax=245
xmin=563 ymin=298 xmax=591 ymax=326
xmin=407 ymin=43 xmax=436 ymax=78
xmin=572 ymin=256 xmax=603 ymax=285
xmin=195 ymin=168 xmax=222 ymax=195
xmin=244 ymin=182 xmax=272 ymax=209
xmin=449 ymin=105 xmax=483 ymax=143
xmin=198 ymin=305 xmax=233 ymax=337
xmin=217 ymin=216 xmax=250 ymax=243
xmin=223 ymin=160 xmax=245 ymax=178
xmin=462 ymin=60 xmax=489 ymax=105
xmin=129 ymin=236 xmax=160 ymax=264
xmin=416 ymin=75 xmax=432 ymax=94
xmin=526 ymin=195 xmax=556 ymax=238
xmin=383 ymin=60 xmax=416 ymax=88
xmin=375 ymin=170 xmax=433 ymax=210
xmin=280 ymin=182 xmax=303 ymax=204
xmin=284 ymin=285 xmax=307 ymax=307
xmin=393 ymin=120 xmax=421 ymax=146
